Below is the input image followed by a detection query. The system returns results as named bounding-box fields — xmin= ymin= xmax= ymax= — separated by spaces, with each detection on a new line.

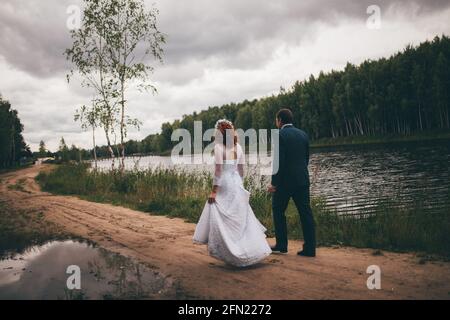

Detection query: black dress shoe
xmin=297 ymin=250 xmax=316 ymax=257
xmin=271 ymin=246 xmax=288 ymax=253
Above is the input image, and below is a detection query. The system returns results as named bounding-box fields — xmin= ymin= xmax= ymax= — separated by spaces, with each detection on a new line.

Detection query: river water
xmin=95 ymin=140 xmax=450 ymax=215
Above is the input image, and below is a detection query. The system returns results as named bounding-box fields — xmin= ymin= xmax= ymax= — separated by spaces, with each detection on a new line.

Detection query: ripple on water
xmin=94 ymin=140 xmax=450 ymax=215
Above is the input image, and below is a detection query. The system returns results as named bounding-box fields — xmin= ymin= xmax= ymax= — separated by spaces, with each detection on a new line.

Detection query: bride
xmin=193 ymin=119 xmax=271 ymax=267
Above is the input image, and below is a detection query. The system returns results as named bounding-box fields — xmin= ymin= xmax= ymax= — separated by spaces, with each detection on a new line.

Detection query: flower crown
xmin=215 ymin=119 xmax=234 ymax=130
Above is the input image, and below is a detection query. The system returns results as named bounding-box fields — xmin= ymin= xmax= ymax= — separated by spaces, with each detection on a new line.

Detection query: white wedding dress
xmin=193 ymin=143 xmax=271 ymax=267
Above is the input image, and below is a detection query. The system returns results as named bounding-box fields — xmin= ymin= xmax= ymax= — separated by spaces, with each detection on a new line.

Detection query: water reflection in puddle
xmin=0 ymin=240 xmax=176 ymax=300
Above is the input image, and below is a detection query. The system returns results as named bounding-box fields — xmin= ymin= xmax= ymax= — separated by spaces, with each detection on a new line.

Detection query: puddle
xmin=0 ymin=240 xmax=177 ymax=299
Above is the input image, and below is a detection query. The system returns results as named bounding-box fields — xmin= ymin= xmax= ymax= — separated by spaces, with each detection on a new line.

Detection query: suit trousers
xmin=272 ymin=185 xmax=316 ymax=253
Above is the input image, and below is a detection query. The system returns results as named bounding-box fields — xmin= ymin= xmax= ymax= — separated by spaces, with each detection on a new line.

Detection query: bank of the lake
xmin=2 ymin=164 xmax=450 ymax=299
xmin=94 ymin=139 xmax=450 ymax=218
xmin=310 ymin=131 xmax=450 ymax=148
xmin=87 ymin=131 xmax=450 ymax=161
xmin=0 ymin=171 xmax=181 ymax=300
xmin=0 ymin=199 xmax=178 ymax=299
xmin=36 ymin=164 xmax=450 ymax=257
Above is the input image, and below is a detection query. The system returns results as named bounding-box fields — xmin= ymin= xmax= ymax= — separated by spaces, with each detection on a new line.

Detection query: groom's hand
xmin=267 ymin=185 xmax=277 ymax=193
xmin=208 ymin=192 xmax=217 ymax=204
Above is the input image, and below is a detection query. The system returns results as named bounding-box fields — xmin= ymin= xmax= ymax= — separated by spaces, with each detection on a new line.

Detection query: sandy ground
xmin=1 ymin=164 xmax=449 ymax=300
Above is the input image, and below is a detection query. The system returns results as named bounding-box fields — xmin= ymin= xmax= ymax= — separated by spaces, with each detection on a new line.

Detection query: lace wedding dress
xmin=193 ymin=143 xmax=271 ymax=267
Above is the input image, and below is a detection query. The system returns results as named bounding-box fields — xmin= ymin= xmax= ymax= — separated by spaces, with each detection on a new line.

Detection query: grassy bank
xmin=36 ymin=164 xmax=450 ymax=257
xmin=310 ymin=131 xmax=450 ymax=148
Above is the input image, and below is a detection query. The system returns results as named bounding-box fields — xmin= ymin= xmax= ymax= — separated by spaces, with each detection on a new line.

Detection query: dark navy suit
xmin=271 ymin=124 xmax=316 ymax=254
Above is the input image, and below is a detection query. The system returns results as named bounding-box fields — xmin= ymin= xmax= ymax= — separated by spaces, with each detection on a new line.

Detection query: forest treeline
xmin=0 ymin=97 xmax=32 ymax=168
xmin=27 ymin=36 xmax=450 ymax=160
xmin=103 ymin=35 xmax=449 ymax=156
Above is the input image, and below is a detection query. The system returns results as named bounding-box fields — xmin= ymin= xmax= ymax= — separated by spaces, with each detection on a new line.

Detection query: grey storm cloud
xmin=1 ymin=0 xmax=450 ymax=79
xmin=157 ymin=0 xmax=450 ymax=64
xmin=0 ymin=0 xmax=82 ymax=78
xmin=1 ymin=0 xmax=450 ymax=151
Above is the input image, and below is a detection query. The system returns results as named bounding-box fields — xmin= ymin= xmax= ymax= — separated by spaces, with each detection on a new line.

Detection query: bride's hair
xmin=215 ymin=119 xmax=238 ymax=147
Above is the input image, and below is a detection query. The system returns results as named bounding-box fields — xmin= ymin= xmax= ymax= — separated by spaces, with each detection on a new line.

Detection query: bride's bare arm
xmin=238 ymin=163 xmax=244 ymax=178
xmin=209 ymin=163 xmax=222 ymax=203
xmin=237 ymin=143 xmax=244 ymax=179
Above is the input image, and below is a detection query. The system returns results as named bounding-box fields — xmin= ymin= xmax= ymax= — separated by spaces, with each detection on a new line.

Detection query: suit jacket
xmin=271 ymin=124 xmax=310 ymax=189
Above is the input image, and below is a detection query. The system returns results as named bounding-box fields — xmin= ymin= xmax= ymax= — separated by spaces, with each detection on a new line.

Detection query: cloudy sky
xmin=1 ymin=0 xmax=450 ymax=151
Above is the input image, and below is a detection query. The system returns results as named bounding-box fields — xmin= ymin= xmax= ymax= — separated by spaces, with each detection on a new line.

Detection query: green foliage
xmin=0 ymin=96 xmax=32 ymax=168
xmin=67 ymin=36 xmax=450 ymax=159
xmin=65 ymin=0 xmax=165 ymax=166
xmin=37 ymin=164 xmax=450 ymax=256
xmin=139 ymin=36 xmax=450 ymax=153
xmin=58 ymin=137 xmax=70 ymax=163
xmin=38 ymin=141 xmax=47 ymax=158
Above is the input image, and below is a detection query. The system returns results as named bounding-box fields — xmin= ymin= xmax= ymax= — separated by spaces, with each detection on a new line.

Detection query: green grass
xmin=7 ymin=178 xmax=30 ymax=193
xmin=36 ymin=164 xmax=450 ymax=257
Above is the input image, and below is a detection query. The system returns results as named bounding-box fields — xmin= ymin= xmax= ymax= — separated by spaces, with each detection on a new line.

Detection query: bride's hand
xmin=208 ymin=192 xmax=217 ymax=204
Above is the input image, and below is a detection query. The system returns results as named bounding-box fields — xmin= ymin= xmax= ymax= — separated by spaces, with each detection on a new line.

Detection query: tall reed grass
xmin=36 ymin=164 xmax=450 ymax=256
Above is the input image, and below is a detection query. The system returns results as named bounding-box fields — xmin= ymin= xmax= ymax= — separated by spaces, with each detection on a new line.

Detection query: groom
xmin=268 ymin=108 xmax=316 ymax=257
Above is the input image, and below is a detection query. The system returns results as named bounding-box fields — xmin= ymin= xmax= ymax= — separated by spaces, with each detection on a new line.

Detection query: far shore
xmin=80 ymin=132 xmax=450 ymax=161
xmin=310 ymin=131 xmax=450 ymax=149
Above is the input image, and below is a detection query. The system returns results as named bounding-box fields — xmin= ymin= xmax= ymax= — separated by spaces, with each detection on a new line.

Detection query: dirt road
xmin=1 ymin=164 xmax=449 ymax=299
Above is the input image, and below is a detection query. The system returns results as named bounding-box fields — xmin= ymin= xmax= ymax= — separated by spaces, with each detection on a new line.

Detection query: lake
xmin=95 ymin=140 xmax=450 ymax=215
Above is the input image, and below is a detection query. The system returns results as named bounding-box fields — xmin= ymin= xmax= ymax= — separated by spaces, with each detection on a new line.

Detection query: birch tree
xmin=65 ymin=0 xmax=165 ymax=170
xmin=75 ymin=103 xmax=100 ymax=170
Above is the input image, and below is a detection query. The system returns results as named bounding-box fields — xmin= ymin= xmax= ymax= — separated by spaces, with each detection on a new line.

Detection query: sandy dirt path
xmin=1 ymin=164 xmax=449 ymax=299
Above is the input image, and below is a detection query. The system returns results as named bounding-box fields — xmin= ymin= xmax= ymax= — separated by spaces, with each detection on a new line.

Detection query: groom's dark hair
xmin=276 ymin=108 xmax=294 ymax=125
